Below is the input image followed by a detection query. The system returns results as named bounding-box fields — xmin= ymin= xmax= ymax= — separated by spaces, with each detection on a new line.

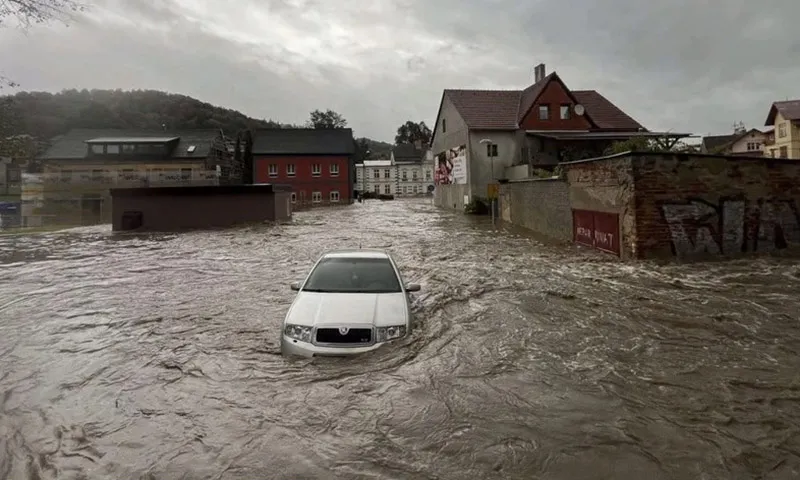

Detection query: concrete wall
xmin=498 ymin=178 xmax=572 ymax=242
xmin=631 ymin=152 xmax=800 ymax=259
xmin=467 ymin=130 xmax=519 ymax=198
xmin=504 ymin=164 xmax=531 ymax=180
xmin=434 ymin=184 xmax=470 ymax=210
xmin=564 ymin=155 xmax=637 ymax=258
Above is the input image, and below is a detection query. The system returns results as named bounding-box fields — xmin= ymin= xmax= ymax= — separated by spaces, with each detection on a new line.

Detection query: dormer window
xmin=538 ymin=105 xmax=550 ymax=120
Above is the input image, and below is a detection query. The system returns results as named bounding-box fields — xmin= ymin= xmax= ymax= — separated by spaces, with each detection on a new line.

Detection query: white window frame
xmin=287 ymin=164 xmax=296 ymax=177
xmin=384 ymin=184 xmax=391 ymax=194
xmin=330 ymin=191 xmax=340 ymax=202
xmin=312 ymin=164 xmax=322 ymax=177
xmin=268 ymin=164 xmax=278 ymax=177
xmin=330 ymin=163 xmax=339 ymax=176
xmin=312 ymin=191 xmax=322 ymax=203
xmin=373 ymin=169 xmax=379 ymax=179
xmin=291 ymin=192 xmax=296 ymax=203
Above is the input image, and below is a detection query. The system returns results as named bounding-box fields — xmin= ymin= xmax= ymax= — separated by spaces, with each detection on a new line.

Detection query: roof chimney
xmin=534 ymin=63 xmax=545 ymax=83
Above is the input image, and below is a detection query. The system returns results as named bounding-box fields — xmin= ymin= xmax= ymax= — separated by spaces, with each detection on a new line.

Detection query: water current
xmin=1 ymin=198 xmax=799 ymax=479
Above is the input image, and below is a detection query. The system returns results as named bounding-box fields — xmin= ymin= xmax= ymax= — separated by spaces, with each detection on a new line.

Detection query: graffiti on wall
xmin=434 ymin=145 xmax=467 ymax=185
xmin=660 ymin=197 xmax=800 ymax=256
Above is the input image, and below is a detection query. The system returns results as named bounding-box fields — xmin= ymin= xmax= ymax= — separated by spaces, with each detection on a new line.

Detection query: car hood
xmin=285 ymin=292 xmax=409 ymax=327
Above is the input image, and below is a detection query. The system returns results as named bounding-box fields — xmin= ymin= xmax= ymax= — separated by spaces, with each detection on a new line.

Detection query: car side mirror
xmin=405 ymin=283 xmax=421 ymax=292
xmin=290 ymin=281 xmax=301 ymax=291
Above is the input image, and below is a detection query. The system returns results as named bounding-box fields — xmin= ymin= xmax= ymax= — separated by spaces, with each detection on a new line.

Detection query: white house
xmin=355 ymin=143 xmax=434 ymax=196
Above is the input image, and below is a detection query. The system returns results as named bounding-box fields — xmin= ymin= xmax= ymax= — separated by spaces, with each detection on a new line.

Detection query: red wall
xmin=520 ymin=80 xmax=593 ymax=130
xmin=254 ymin=155 xmax=352 ymax=207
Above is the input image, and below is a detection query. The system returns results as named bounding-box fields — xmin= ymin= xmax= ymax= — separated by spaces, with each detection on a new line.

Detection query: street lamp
xmin=479 ymin=138 xmax=497 ymax=227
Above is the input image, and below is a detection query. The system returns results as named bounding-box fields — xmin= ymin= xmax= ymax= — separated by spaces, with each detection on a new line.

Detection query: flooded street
xmin=1 ymin=198 xmax=800 ymax=479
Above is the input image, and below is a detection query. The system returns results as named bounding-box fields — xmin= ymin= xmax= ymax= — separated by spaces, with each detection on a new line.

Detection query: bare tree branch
xmin=0 ymin=0 xmax=85 ymax=29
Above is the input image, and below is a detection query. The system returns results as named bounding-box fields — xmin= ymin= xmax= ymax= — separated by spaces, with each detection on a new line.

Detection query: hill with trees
xmin=0 ymin=88 xmax=393 ymax=158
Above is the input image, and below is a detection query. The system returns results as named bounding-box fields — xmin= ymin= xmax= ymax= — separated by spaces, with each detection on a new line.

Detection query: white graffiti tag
xmin=661 ymin=199 xmax=800 ymax=257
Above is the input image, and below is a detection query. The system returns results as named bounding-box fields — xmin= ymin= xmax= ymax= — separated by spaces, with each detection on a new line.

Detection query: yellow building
xmin=764 ymin=100 xmax=800 ymax=159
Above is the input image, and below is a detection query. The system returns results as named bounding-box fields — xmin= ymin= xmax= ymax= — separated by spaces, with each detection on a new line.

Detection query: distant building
xmin=22 ymin=128 xmax=232 ymax=227
xmin=764 ymin=100 xmax=800 ymax=159
xmin=251 ymin=128 xmax=355 ymax=208
xmin=700 ymin=126 xmax=773 ymax=156
xmin=355 ymin=142 xmax=434 ymax=197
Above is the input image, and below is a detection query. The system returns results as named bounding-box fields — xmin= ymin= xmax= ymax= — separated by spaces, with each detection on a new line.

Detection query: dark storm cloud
xmin=1 ymin=0 xmax=798 ymax=140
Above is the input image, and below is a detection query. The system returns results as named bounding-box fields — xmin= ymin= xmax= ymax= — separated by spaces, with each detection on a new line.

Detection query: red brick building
xmin=252 ymin=128 xmax=355 ymax=208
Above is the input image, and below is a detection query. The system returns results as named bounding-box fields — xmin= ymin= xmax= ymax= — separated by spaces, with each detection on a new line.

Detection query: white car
xmin=281 ymin=249 xmax=421 ymax=357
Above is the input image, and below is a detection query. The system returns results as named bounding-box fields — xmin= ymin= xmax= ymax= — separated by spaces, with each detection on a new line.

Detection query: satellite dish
xmin=574 ymin=104 xmax=585 ymax=116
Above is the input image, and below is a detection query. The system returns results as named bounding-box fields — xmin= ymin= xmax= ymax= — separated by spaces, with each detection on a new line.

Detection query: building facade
xmin=252 ymin=128 xmax=355 ymax=208
xmin=765 ymin=100 xmax=800 ymax=159
xmin=23 ymin=129 xmax=232 ymax=226
xmin=355 ymin=143 xmax=434 ymax=196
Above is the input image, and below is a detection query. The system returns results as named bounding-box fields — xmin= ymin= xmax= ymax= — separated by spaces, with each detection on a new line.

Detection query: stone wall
xmin=563 ymin=156 xmax=637 ymax=258
xmin=631 ymin=153 xmax=800 ymax=259
xmin=497 ymin=178 xmax=572 ymax=242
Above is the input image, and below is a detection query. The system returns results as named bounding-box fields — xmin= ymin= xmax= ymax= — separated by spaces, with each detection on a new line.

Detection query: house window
xmin=746 ymin=142 xmax=761 ymax=151
xmin=560 ymin=105 xmax=571 ymax=120
xmin=384 ymin=184 xmax=391 ymax=194
xmin=486 ymin=144 xmax=498 ymax=157
xmin=291 ymin=192 xmax=296 ymax=203
xmin=330 ymin=163 xmax=339 ymax=176
xmin=7 ymin=168 xmax=20 ymax=182
xmin=330 ymin=191 xmax=340 ymax=202
xmin=90 ymin=144 xmax=104 ymax=154
xmin=412 ymin=171 xmax=418 ymax=180
xmin=312 ymin=191 xmax=322 ymax=203
xmin=106 ymin=144 xmax=120 ymax=154
xmin=771 ymin=149 xmax=776 ymax=158
xmin=373 ymin=185 xmax=379 ymax=193
xmin=402 ymin=170 xmax=408 ymax=181
xmin=268 ymin=164 xmax=278 ymax=177
xmin=384 ymin=169 xmax=390 ymax=178
xmin=441 ymin=119 xmax=446 ymax=133
xmin=373 ymin=169 xmax=380 ymax=179
xmin=780 ymin=146 xmax=788 ymax=158
xmin=180 ymin=168 xmax=191 ymax=179
xmin=287 ymin=164 xmax=296 ymax=177
xmin=538 ymin=105 xmax=549 ymax=120
xmin=425 ymin=170 xmax=431 ymax=180
xmin=403 ymin=186 xmax=409 ymax=194
xmin=312 ymin=164 xmax=321 ymax=177
xmin=779 ymin=123 xmax=787 ymax=138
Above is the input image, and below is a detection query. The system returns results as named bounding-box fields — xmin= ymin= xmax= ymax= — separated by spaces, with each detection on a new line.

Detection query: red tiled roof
xmin=571 ymin=90 xmax=644 ymax=130
xmin=765 ymin=100 xmax=800 ymax=126
xmin=442 ymin=75 xmax=644 ymax=132
xmin=445 ymin=89 xmax=521 ymax=129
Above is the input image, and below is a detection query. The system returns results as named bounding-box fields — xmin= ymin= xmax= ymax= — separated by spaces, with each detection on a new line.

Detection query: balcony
xmin=23 ymin=169 xmax=220 ymax=190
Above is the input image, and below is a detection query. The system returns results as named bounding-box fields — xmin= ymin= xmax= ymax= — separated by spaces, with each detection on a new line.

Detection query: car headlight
xmin=375 ymin=325 xmax=407 ymax=343
xmin=284 ymin=324 xmax=313 ymax=343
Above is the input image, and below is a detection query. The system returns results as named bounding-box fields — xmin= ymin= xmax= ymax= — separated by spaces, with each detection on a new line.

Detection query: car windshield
xmin=302 ymin=256 xmax=402 ymax=293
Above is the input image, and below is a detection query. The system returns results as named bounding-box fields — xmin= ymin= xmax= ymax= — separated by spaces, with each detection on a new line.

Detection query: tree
xmin=307 ymin=109 xmax=347 ymax=129
xmin=394 ymin=120 xmax=431 ymax=146
xmin=354 ymin=138 xmax=370 ymax=163
xmin=0 ymin=0 xmax=84 ymax=28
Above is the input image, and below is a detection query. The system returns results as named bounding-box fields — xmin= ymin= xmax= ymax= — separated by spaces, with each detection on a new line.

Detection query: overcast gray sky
xmin=1 ymin=0 xmax=798 ymax=142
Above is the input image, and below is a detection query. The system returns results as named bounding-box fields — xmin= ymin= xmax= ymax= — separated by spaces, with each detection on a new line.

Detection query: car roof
xmin=321 ymin=248 xmax=392 ymax=260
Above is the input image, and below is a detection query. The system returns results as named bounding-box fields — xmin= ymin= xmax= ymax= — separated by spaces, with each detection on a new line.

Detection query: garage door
xmin=572 ymin=209 xmax=620 ymax=255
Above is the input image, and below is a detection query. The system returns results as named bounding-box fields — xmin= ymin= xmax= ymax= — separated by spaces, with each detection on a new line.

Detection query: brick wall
xmin=631 ymin=153 xmax=800 ymax=259
xmin=498 ymin=178 xmax=572 ymax=242
xmin=564 ymin=156 xmax=637 ymax=258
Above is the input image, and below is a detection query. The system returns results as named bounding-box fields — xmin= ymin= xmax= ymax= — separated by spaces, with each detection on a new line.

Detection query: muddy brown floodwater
xmin=1 ymin=198 xmax=800 ymax=479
